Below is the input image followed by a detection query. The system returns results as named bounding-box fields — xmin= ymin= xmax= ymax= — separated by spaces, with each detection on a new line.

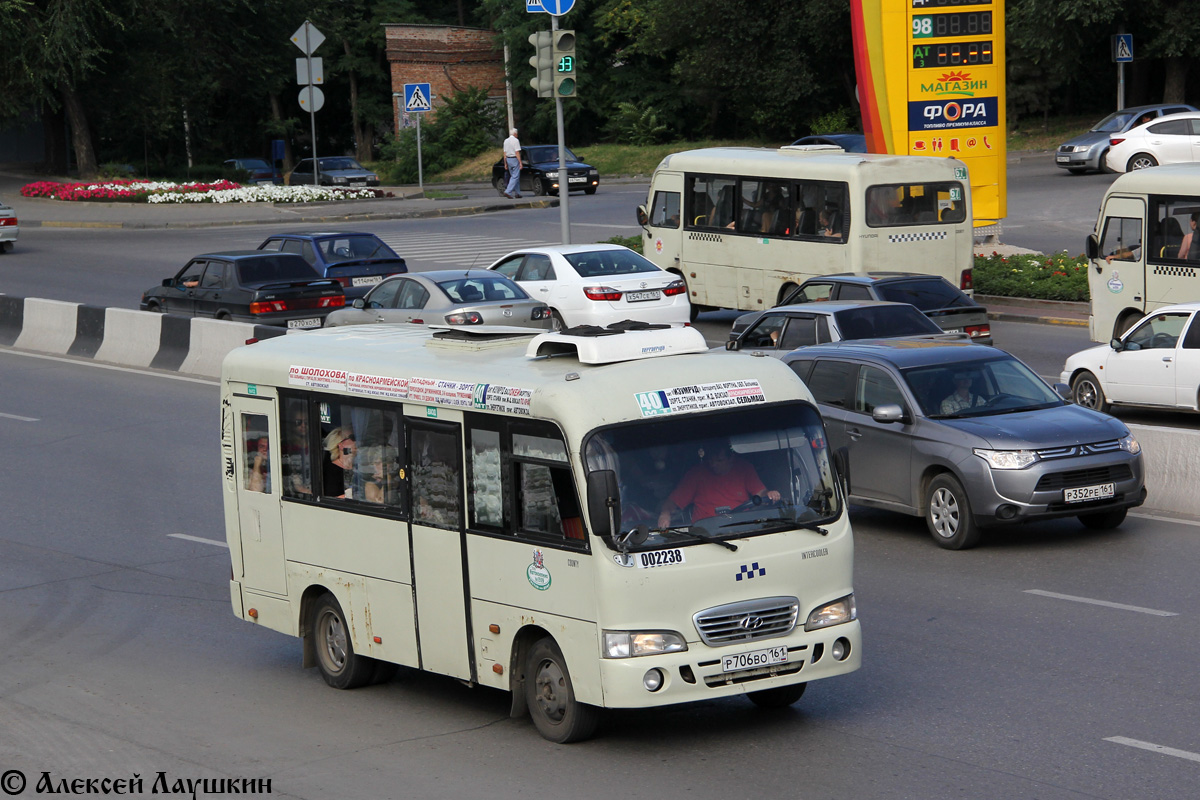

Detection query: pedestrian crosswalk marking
xmin=373 ymin=232 xmax=558 ymax=270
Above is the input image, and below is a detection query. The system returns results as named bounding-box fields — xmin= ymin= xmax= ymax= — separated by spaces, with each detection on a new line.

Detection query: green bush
xmin=605 ymin=102 xmax=671 ymax=146
xmin=974 ymin=251 xmax=1090 ymax=302
xmin=601 ymin=234 xmax=642 ymax=253
xmin=808 ymin=108 xmax=856 ymax=136
xmin=375 ymin=87 xmax=505 ymax=184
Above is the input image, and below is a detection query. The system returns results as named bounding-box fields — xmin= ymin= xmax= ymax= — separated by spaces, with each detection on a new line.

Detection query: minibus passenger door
xmin=406 ymin=417 xmax=472 ymax=681
xmin=1094 ymin=198 xmax=1147 ymax=312
xmin=230 ymin=396 xmax=287 ymax=596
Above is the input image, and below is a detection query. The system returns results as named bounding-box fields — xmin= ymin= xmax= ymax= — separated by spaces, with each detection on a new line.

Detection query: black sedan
xmin=491 ymin=146 xmax=599 ymax=196
xmin=288 ymin=157 xmax=379 ymax=187
xmin=140 ymin=251 xmax=345 ymax=329
xmin=257 ymin=231 xmax=407 ymax=300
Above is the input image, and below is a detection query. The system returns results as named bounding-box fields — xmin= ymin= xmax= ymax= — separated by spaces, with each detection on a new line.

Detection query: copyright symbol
xmin=0 ymin=770 xmax=25 ymax=795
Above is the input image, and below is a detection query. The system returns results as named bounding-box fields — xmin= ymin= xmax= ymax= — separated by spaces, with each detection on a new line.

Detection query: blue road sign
xmin=528 ymin=0 xmax=575 ymax=15
xmin=404 ymin=83 xmax=432 ymax=113
xmin=1113 ymin=34 xmax=1133 ymax=63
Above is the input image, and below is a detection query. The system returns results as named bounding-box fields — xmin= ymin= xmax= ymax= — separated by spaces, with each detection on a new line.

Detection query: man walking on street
xmin=503 ymin=128 xmax=523 ymax=198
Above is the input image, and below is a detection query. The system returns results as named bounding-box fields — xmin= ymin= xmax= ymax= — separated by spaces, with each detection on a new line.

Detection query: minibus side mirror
xmin=1086 ymin=233 xmax=1099 ymax=263
xmin=586 ymin=470 xmax=621 ymax=540
xmin=635 ymin=204 xmax=649 ymax=228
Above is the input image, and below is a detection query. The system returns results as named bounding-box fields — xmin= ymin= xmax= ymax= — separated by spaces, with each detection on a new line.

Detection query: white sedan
xmin=1104 ymin=112 xmax=1200 ymax=173
xmin=1061 ymin=302 xmax=1200 ymax=412
xmin=0 ymin=200 xmax=17 ymax=253
xmin=487 ymin=244 xmax=691 ymax=329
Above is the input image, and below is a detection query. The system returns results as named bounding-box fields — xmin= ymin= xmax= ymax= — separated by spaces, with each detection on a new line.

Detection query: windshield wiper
xmin=656 ymin=526 xmax=739 ymax=551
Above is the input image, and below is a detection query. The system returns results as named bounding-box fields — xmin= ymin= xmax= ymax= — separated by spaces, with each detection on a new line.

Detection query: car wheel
xmin=215 ymin=311 xmax=231 ymax=321
xmin=1127 ymin=153 xmax=1159 ymax=171
xmin=493 ymin=176 xmax=507 ymax=196
xmin=583 ymin=186 xmax=597 ymax=195
xmin=1078 ymin=507 xmax=1128 ymax=529
xmin=747 ymin=682 xmax=806 ymax=709
xmin=1066 ymin=167 xmax=1089 ymax=175
xmin=310 ymin=593 xmax=376 ymax=690
xmin=530 ymin=179 xmax=546 ymax=197
xmin=145 ymin=300 xmax=161 ymax=313
xmin=925 ymin=474 xmax=980 ymax=550
xmin=525 ymin=636 xmax=599 ymax=743
xmin=549 ymin=309 xmax=567 ymax=332
xmin=1071 ymin=370 xmax=1111 ymax=413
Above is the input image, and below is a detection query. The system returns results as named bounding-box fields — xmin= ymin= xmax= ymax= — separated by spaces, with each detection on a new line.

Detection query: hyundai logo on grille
xmin=740 ymin=615 xmax=765 ymax=631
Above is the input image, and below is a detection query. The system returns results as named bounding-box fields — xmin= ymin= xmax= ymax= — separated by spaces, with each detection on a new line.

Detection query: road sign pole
xmin=1118 ymin=62 xmax=1125 ymax=111
xmin=306 ymin=22 xmax=318 ymax=186
xmin=416 ymin=113 xmax=424 ymax=192
xmin=552 ymin=15 xmax=570 ymax=244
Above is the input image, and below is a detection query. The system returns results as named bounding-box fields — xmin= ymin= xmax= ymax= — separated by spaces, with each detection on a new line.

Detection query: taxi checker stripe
xmin=1152 ymin=265 xmax=1198 ymax=278
xmin=735 ymin=562 xmax=767 ymax=581
xmin=888 ymin=231 xmax=948 ymax=243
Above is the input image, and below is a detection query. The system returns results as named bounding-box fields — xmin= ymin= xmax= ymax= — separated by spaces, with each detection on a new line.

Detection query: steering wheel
xmin=1151 ymin=333 xmax=1177 ymax=349
xmin=729 ymin=495 xmax=780 ymax=514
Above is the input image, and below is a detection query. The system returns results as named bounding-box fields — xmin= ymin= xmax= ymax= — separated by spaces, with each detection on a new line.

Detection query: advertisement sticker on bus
xmin=289 ymin=365 xmax=347 ymax=390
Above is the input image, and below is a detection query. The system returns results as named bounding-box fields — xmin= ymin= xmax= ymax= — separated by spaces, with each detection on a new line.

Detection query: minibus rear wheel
xmin=525 ymin=636 xmax=600 ymax=743
xmin=747 ymin=682 xmax=806 ymax=709
xmin=311 ymin=593 xmax=376 ymax=690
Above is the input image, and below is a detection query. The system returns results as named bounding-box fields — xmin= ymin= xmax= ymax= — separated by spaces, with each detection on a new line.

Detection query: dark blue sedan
xmin=257 ymin=231 xmax=408 ymax=300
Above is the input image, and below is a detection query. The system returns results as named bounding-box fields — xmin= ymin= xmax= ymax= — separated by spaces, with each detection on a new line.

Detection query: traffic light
xmin=552 ymin=29 xmax=576 ymax=98
xmin=528 ymin=31 xmax=553 ymax=98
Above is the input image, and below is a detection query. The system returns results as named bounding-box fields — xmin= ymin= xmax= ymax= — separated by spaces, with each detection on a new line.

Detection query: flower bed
xmin=20 ymin=179 xmax=385 ymax=204
xmin=973 ymin=251 xmax=1090 ymax=302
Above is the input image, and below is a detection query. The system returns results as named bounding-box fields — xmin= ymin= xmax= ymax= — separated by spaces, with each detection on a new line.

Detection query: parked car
xmin=785 ymin=340 xmax=1146 ymax=549
xmin=0 ymin=200 xmax=17 ymax=253
xmin=726 ymin=300 xmax=965 ymax=356
xmin=733 ymin=272 xmax=990 ymax=344
xmin=257 ymin=231 xmax=407 ymax=300
xmin=1103 ymin=112 xmax=1200 ymax=173
xmin=140 ymin=251 xmax=344 ymax=329
xmin=323 ymin=269 xmax=551 ymax=329
xmin=486 ymin=244 xmax=689 ymax=329
xmin=790 ymin=133 xmax=867 ymax=153
xmin=289 ymin=157 xmax=379 ymax=187
xmin=223 ymin=158 xmax=282 ymax=185
xmin=491 ymin=145 xmax=599 ymax=196
xmin=1062 ymin=302 xmax=1200 ymax=413
xmin=1056 ymin=103 xmax=1197 ymax=174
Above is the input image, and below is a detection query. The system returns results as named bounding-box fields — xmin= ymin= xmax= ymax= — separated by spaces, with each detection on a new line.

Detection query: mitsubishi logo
xmin=740 ymin=615 xmax=765 ymax=631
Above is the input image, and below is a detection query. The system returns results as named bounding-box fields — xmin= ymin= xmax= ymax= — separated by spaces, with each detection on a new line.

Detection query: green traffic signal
xmin=552 ymin=30 xmax=577 ymax=98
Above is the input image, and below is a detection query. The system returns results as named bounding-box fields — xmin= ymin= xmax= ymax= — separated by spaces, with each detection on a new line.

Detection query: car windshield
xmin=317 ymin=235 xmax=399 ymax=262
xmin=904 ymin=357 xmax=1064 ymax=418
xmin=563 ymin=249 xmax=661 ymax=278
xmin=525 ymin=146 xmax=578 ymax=163
xmin=317 ymin=157 xmax=365 ymax=171
xmin=833 ymin=305 xmax=942 ymax=338
xmin=584 ymin=402 xmax=840 ymax=552
xmin=237 ymin=256 xmax=321 ymax=284
xmin=1092 ymin=111 xmax=1135 ymax=133
xmin=435 ymin=275 xmax=529 ymax=303
xmin=235 ymin=159 xmax=270 ymax=170
xmin=875 ymin=279 xmax=973 ymax=310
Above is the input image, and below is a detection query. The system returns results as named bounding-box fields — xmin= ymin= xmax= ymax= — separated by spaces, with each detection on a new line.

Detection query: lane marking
xmin=0 ymin=411 xmax=39 ymax=422
xmin=1024 ymin=589 xmax=1177 ymax=617
xmin=1130 ymin=511 xmax=1200 ymax=529
xmin=0 ymin=349 xmax=218 ymax=385
xmin=168 ymin=534 xmax=229 ymax=548
xmin=1105 ymin=737 xmax=1200 ymax=763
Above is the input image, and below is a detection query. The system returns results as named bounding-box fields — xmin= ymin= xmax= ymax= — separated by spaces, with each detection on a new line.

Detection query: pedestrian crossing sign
xmin=1112 ymin=34 xmax=1133 ymax=63
xmin=404 ymin=83 xmax=432 ymax=113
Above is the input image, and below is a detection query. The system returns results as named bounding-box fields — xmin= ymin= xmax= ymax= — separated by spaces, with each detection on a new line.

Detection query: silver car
xmin=323 ymin=269 xmax=552 ymax=329
xmin=784 ymin=340 xmax=1146 ymax=550
xmin=1055 ymin=103 xmax=1196 ymax=174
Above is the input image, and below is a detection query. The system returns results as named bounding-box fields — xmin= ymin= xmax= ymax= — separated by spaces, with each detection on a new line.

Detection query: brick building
xmin=384 ymin=24 xmax=507 ymax=131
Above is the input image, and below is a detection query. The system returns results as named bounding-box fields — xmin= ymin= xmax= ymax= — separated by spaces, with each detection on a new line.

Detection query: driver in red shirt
xmin=657 ymin=440 xmax=780 ymax=528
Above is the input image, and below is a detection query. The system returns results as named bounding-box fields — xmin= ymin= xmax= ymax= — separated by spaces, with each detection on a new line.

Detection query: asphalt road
xmin=2 ymin=350 xmax=1198 ymax=799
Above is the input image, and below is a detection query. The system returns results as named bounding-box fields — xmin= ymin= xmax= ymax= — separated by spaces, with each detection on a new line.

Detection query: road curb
xmin=986 ymin=310 xmax=1088 ymax=327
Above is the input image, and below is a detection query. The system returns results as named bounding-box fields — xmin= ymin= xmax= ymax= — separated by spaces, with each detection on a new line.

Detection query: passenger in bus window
xmin=322 ymin=427 xmax=356 ymax=499
xmin=1176 ymin=212 xmax=1200 ymax=260
xmin=283 ymin=405 xmax=312 ymax=497
xmin=819 ymin=208 xmax=841 ymax=238
xmin=656 ymin=439 xmax=781 ymax=529
xmin=247 ymin=436 xmax=270 ymax=493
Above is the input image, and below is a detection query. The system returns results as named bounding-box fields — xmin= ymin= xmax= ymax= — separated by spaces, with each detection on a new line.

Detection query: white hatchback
xmin=1061 ymin=302 xmax=1200 ymax=412
xmin=1104 ymin=113 xmax=1200 ymax=173
xmin=487 ymin=244 xmax=691 ymax=329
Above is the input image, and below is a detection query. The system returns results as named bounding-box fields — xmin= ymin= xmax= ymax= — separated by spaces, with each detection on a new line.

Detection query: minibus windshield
xmin=584 ymin=403 xmax=839 ymax=551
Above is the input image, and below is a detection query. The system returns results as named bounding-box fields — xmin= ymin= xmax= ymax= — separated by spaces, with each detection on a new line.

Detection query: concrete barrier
xmin=95 ymin=307 xmax=166 ymax=367
xmin=1127 ymin=424 xmax=1200 ymax=518
xmin=14 ymin=298 xmax=78 ymax=354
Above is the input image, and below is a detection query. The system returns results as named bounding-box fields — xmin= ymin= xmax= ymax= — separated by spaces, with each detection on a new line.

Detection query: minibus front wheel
xmin=525 ymin=636 xmax=600 ymax=743
xmin=311 ymin=593 xmax=376 ymax=690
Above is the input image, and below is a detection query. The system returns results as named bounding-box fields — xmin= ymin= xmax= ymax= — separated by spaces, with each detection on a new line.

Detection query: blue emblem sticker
xmin=736 ymin=562 xmax=766 ymax=581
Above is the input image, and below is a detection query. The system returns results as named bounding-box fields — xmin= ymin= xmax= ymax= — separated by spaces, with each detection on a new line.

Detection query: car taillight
xmin=583 ymin=286 xmax=623 ymax=301
xmin=445 ymin=311 xmax=483 ymax=325
xmin=0 ymin=218 xmax=15 ymax=226
xmin=531 ymin=306 xmax=550 ymax=320
xmin=249 ymin=300 xmax=286 ymax=314
xmin=1109 ymin=137 xmax=1124 ymax=146
xmin=663 ymin=280 xmax=686 ymax=296
xmin=960 ymin=268 xmax=973 ymax=291
xmin=249 ymin=295 xmax=343 ymax=314
xmin=966 ymin=323 xmax=990 ymax=338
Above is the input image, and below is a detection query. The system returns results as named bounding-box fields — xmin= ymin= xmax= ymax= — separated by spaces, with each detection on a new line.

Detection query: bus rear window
xmin=866 ymin=182 xmax=966 ymax=226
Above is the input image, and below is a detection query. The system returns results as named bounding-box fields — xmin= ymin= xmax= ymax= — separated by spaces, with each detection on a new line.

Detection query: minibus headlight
xmin=1119 ymin=433 xmax=1141 ymax=455
xmin=603 ymin=631 xmax=688 ymax=658
xmin=973 ymin=448 xmax=1039 ymax=470
xmin=804 ymin=595 xmax=856 ymax=631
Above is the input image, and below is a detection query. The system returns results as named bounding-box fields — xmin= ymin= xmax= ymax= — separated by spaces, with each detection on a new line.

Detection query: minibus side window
xmin=792 ymin=181 xmax=849 ymax=243
xmin=411 ymin=427 xmax=461 ymax=528
xmin=316 ymin=400 xmax=406 ymax=513
xmin=686 ymin=175 xmax=737 ymax=229
xmin=242 ymin=413 xmax=271 ymax=494
xmin=866 ymin=182 xmax=965 ymax=226
xmin=511 ymin=426 xmax=585 ymax=544
xmin=1149 ymin=196 xmax=1200 ymax=262
xmin=650 ymin=191 xmax=680 ymax=228
xmin=468 ymin=427 xmax=504 ymax=529
xmin=281 ymin=397 xmax=313 ymax=498
xmin=1099 ymin=216 xmax=1143 ymax=264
